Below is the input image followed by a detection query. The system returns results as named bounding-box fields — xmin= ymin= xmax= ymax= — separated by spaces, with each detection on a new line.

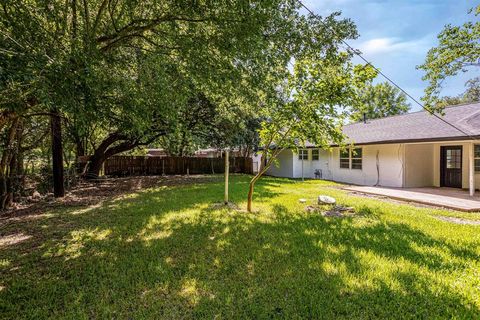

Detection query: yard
xmin=1 ymin=175 xmax=479 ymax=319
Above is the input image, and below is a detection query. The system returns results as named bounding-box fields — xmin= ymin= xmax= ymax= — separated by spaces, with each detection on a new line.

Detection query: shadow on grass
xmin=0 ymin=176 xmax=478 ymax=318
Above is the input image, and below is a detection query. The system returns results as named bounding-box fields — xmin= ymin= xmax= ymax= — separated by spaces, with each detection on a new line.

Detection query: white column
xmin=469 ymin=143 xmax=475 ymax=196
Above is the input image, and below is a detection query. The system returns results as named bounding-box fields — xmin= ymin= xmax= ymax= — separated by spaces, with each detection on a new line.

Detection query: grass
xmin=1 ymin=175 xmax=479 ymax=319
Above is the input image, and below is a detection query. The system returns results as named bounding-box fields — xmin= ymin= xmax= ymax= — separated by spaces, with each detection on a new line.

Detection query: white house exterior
xmin=266 ymin=103 xmax=480 ymax=195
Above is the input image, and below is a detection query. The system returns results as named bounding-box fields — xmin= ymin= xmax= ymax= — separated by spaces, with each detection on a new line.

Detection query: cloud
xmin=357 ymin=37 xmax=430 ymax=56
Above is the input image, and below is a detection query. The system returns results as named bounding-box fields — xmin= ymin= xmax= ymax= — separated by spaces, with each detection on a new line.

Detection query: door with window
xmin=440 ymin=146 xmax=462 ymax=188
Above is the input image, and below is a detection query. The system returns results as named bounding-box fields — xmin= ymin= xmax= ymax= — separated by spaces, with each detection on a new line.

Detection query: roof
xmin=340 ymin=102 xmax=480 ymax=145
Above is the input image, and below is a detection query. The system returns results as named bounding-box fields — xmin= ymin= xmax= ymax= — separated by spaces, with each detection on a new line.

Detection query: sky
xmin=301 ymin=0 xmax=478 ymax=111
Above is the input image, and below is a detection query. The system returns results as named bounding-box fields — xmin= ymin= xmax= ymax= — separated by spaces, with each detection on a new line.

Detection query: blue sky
xmin=301 ymin=0 xmax=477 ymax=111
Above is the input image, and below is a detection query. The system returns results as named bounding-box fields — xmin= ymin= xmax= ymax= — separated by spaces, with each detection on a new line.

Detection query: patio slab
xmin=343 ymin=186 xmax=480 ymax=212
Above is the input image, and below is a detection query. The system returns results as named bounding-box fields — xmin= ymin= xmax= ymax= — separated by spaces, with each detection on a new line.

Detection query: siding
xmin=285 ymin=145 xmax=405 ymax=187
xmin=266 ymin=149 xmax=294 ymax=178
xmin=327 ymin=144 xmax=405 ymax=187
xmin=268 ymin=141 xmax=480 ymax=190
xmin=404 ymin=144 xmax=435 ymax=187
xmin=292 ymin=149 xmax=331 ymax=179
xmin=431 ymin=141 xmax=480 ymax=189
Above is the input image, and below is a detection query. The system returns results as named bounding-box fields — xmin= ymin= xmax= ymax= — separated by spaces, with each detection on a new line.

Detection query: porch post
xmin=469 ymin=143 xmax=475 ymax=196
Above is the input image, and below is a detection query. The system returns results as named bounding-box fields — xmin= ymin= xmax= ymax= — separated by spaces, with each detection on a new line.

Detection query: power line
xmin=296 ymin=0 xmax=477 ymax=140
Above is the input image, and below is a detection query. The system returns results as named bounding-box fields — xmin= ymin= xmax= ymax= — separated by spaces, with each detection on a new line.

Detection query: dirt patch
xmin=434 ymin=216 xmax=480 ymax=225
xmin=1 ymin=175 xmax=220 ymax=223
xmin=306 ymin=204 xmax=355 ymax=217
xmin=210 ymin=202 xmax=240 ymax=210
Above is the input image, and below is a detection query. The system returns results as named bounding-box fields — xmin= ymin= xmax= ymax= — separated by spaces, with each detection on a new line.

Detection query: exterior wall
xmin=270 ymin=141 xmax=480 ymax=190
xmin=292 ymin=149 xmax=332 ymax=179
xmin=328 ymin=144 xmax=405 ymax=187
xmin=432 ymin=141 xmax=480 ymax=189
xmin=251 ymin=153 xmax=262 ymax=173
xmin=266 ymin=149 xmax=294 ymax=178
xmin=404 ymin=144 xmax=435 ymax=187
xmin=276 ymin=145 xmax=405 ymax=187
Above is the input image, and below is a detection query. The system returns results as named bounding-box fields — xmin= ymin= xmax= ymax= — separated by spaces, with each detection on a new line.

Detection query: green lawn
xmin=1 ymin=175 xmax=479 ymax=319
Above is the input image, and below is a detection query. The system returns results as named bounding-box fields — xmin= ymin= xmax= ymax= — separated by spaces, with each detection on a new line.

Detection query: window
xmin=446 ymin=149 xmax=461 ymax=169
xmin=351 ymin=148 xmax=363 ymax=170
xmin=339 ymin=147 xmax=363 ymax=170
xmin=299 ymin=149 xmax=308 ymax=160
xmin=312 ymin=149 xmax=319 ymax=161
xmin=475 ymin=145 xmax=480 ymax=172
xmin=340 ymin=149 xmax=349 ymax=168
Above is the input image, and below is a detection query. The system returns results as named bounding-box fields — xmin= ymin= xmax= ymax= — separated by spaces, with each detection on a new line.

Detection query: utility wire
xmin=297 ymin=0 xmax=477 ymax=140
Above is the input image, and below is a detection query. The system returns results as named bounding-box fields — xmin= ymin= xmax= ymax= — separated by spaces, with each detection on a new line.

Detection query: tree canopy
xmin=350 ymin=82 xmax=410 ymax=122
xmin=434 ymin=77 xmax=480 ymax=108
xmin=418 ymin=5 xmax=480 ymax=111
xmin=1 ymin=0 xmax=375 ymax=210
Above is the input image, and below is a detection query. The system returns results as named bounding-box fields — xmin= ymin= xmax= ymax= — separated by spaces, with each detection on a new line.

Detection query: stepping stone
xmin=318 ymin=195 xmax=336 ymax=205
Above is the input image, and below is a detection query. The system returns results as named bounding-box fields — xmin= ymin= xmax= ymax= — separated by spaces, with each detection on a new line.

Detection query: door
xmin=440 ymin=146 xmax=462 ymax=188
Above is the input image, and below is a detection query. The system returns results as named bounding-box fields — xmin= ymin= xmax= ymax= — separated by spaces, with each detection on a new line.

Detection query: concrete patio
xmin=344 ymin=186 xmax=480 ymax=212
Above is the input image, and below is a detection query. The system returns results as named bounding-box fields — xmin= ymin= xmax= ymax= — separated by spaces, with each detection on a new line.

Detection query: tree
xmin=159 ymin=93 xmax=218 ymax=157
xmin=435 ymin=77 xmax=480 ymax=107
xmin=2 ymin=0 xmax=325 ymax=186
xmin=350 ymin=82 xmax=410 ymax=122
xmin=418 ymin=5 xmax=480 ymax=111
xmin=247 ymin=58 xmax=377 ymax=212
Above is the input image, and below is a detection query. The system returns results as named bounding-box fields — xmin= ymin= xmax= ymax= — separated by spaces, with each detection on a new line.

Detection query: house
xmin=146 ymin=149 xmax=169 ymax=157
xmin=266 ymin=103 xmax=480 ymax=195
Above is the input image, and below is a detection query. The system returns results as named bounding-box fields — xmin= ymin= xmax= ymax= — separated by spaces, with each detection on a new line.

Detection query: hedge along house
xmin=266 ymin=103 xmax=480 ymax=196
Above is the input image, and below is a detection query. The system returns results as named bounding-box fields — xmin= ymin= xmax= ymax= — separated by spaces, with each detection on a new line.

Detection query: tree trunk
xmin=246 ymin=149 xmax=280 ymax=212
xmin=84 ymin=133 xmax=122 ymax=179
xmin=86 ymin=153 xmax=106 ymax=179
xmin=247 ymin=168 xmax=266 ymax=213
xmin=85 ymin=133 xmax=138 ymax=179
xmin=50 ymin=109 xmax=65 ymax=197
xmin=75 ymin=138 xmax=86 ymax=158
xmin=85 ymin=130 xmax=165 ymax=179
xmin=0 ymin=119 xmax=19 ymax=209
xmin=224 ymin=149 xmax=229 ymax=204
xmin=247 ymin=178 xmax=256 ymax=212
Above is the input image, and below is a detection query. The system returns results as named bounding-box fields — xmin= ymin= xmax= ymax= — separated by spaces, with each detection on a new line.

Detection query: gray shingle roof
xmin=341 ymin=102 xmax=480 ymax=145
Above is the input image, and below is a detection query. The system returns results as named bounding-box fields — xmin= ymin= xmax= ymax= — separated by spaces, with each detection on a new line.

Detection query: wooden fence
xmin=102 ymin=156 xmax=253 ymax=176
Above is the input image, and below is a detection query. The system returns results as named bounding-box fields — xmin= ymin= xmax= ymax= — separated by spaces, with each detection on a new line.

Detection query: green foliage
xmin=259 ymin=59 xmax=376 ymax=159
xmin=1 ymin=176 xmax=479 ymax=318
xmin=418 ymin=5 xmax=480 ymax=111
xmin=2 ymin=0 xmax=353 ymax=176
xmin=435 ymin=77 xmax=480 ymax=108
xmin=350 ymin=82 xmax=411 ymax=122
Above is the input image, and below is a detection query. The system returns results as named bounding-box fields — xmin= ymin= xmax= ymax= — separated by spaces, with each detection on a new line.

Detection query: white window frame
xmin=339 ymin=147 xmax=363 ymax=170
xmin=475 ymin=145 xmax=480 ymax=172
xmin=312 ymin=149 xmax=319 ymax=161
xmin=340 ymin=148 xmax=350 ymax=169
xmin=299 ymin=149 xmax=308 ymax=160
xmin=351 ymin=147 xmax=363 ymax=170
